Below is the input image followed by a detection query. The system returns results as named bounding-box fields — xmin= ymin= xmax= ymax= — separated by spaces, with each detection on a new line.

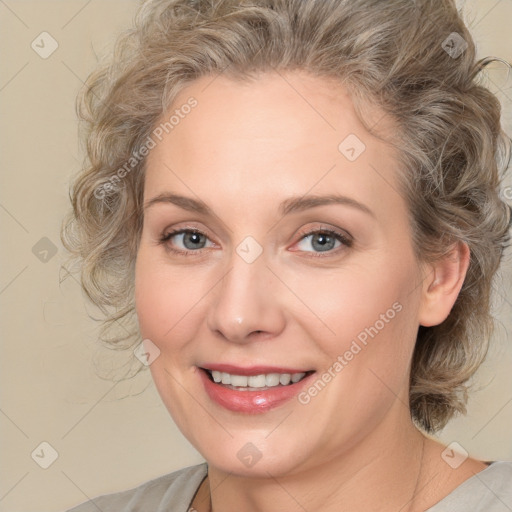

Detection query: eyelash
xmin=158 ymin=228 xmax=212 ymax=258
xmin=158 ymin=226 xmax=353 ymax=258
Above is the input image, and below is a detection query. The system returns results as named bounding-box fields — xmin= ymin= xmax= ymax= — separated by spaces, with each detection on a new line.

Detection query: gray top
xmin=65 ymin=461 xmax=512 ymax=512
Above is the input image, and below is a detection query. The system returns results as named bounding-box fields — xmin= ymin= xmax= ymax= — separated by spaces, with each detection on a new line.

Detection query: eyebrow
xmin=280 ymin=194 xmax=375 ymax=218
xmin=144 ymin=193 xmax=212 ymax=215
xmin=144 ymin=192 xmax=375 ymax=218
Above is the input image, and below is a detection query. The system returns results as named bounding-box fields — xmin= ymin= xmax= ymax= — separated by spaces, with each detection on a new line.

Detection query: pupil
xmin=184 ymin=232 xmax=205 ymax=249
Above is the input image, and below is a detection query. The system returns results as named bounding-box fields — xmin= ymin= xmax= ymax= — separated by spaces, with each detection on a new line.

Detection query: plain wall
xmin=0 ymin=1 xmax=511 ymax=511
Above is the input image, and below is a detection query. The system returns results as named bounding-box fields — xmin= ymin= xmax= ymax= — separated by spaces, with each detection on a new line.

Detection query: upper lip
xmin=200 ymin=364 xmax=314 ymax=376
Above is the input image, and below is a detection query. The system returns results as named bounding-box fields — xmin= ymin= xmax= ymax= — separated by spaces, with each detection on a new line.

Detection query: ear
xmin=418 ymin=241 xmax=470 ymax=327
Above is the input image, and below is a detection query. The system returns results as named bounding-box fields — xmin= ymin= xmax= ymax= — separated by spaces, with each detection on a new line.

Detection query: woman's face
xmin=135 ymin=71 xmax=427 ymax=477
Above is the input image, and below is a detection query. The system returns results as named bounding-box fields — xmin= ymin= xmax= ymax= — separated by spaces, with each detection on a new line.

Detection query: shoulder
xmin=427 ymin=461 xmax=512 ymax=512
xmin=64 ymin=462 xmax=208 ymax=512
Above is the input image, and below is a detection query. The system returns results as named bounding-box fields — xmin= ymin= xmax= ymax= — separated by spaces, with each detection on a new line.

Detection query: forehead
xmin=144 ymin=71 xmax=405 ymax=220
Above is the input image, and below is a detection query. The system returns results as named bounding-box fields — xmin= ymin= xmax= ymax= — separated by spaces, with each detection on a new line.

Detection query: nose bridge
xmin=207 ymin=244 xmax=285 ymax=342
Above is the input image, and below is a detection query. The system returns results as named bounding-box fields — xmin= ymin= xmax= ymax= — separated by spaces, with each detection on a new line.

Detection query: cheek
xmin=291 ymin=261 xmax=417 ymax=343
xmin=134 ymin=247 xmax=212 ymax=354
xmin=134 ymin=264 xmax=170 ymax=341
xmin=294 ymin=255 xmax=421 ymax=396
xmin=134 ymin=250 xmax=204 ymax=428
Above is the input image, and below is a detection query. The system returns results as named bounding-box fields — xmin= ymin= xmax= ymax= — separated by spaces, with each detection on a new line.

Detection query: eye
xmin=159 ymin=228 xmax=215 ymax=255
xmin=293 ymin=228 xmax=352 ymax=256
xmin=158 ymin=226 xmax=352 ymax=257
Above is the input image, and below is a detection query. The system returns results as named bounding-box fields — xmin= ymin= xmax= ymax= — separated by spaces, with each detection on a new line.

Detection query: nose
xmin=206 ymin=251 xmax=286 ymax=344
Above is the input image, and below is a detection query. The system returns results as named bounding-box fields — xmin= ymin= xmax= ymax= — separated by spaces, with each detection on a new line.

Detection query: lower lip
xmin=198 ymin=369 xmax=314 ymax=413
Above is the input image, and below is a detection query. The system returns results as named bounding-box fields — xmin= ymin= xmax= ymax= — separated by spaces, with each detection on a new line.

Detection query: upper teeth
xmin=210 ymin=371 xmax=306 ymax=388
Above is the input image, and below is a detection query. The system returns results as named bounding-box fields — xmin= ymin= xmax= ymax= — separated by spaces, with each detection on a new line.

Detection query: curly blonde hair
xmin=62 ymin=0 xmax=511 ymax=432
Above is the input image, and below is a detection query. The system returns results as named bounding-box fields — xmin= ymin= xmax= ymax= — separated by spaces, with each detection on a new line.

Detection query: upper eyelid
xmin=161 ymin=227 xmax=214 ymax=243
xmin=296 ymin=225 xmax=352 ymax=240
xmin=163 ymin=226 xmax=213 ymax=239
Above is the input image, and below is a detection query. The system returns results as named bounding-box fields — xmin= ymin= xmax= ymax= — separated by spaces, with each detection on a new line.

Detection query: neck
xmin=203 ymin=415 xmax=429 ymax=512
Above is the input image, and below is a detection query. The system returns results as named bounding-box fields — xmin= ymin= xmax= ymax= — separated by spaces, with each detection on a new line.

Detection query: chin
xmin=193 ymin=431 xmax=320 ymax=479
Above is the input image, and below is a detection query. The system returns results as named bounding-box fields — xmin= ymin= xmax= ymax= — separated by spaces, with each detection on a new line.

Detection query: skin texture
xmin=135 ymin=71 xmax=486 ymax=512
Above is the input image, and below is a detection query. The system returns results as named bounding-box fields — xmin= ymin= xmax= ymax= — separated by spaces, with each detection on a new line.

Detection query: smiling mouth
xmin=201 ymin=368 xmax=315 ymax=391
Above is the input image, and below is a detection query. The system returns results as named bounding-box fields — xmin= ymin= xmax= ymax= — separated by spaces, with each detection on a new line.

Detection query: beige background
xmin=0 ymin=1 xmax=511 ymax=511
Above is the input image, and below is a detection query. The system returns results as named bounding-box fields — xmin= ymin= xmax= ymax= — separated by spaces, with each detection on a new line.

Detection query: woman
xmin=62 ymin=0 xmax=512 ymax=510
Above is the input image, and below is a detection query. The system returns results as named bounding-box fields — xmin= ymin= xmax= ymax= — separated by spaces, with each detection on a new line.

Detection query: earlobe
xmin=418 ymin=241 xmax=470 ymax=327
